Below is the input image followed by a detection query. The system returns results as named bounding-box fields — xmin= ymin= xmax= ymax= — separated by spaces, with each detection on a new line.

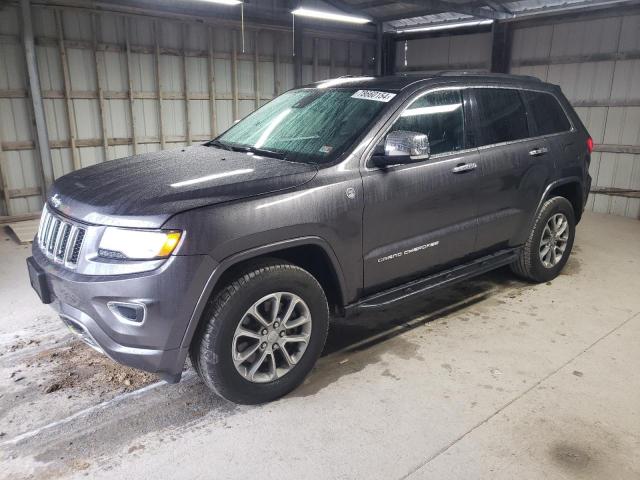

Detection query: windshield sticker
xmin=319 ymin=145 xmax=333 ymax=154
xmin=351 ymin=90 xmax=396 ymax=102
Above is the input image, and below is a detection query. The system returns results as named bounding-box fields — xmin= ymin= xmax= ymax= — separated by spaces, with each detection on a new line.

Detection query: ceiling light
xmin=202 ymin=0 xmax=242 ymax=5
xmin=292 ymin=7 xmax=370 ymax=24
xmin=396 ymin=19 xmax=493 ymax=34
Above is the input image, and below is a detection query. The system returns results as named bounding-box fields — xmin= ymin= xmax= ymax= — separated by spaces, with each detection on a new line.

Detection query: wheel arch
xmin=532 ymin=177 xmax=584 ymax=228
xmin=179 ymin=236 xmax=347 ymax=353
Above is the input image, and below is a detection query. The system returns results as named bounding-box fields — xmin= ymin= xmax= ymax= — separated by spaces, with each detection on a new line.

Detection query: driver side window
xmin=390 ymin=89 xmax=465 ymax=156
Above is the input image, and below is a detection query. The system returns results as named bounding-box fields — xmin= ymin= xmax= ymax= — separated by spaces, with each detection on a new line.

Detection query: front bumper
xmin=29 ymin=245 xmax=216 ymax=382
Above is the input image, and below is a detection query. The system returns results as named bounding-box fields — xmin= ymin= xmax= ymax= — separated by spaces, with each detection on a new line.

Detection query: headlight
xmin=98 ymin=228 xmax=182 ymax=260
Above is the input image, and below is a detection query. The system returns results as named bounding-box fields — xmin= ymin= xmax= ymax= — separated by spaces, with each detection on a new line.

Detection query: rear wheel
xmin=190 ymin=260 xmax=329 ymax=404
xmin=511 ymin=196 xmax=575 ymax=283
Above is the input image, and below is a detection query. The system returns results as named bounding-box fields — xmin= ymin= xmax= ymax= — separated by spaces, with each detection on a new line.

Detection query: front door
xmin=362 ymin=88 xmax=481 ymax=291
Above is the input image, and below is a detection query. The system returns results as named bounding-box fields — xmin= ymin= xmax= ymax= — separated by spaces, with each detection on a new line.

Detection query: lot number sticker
xmin=351 ymin=90 xmax=396 ymax=102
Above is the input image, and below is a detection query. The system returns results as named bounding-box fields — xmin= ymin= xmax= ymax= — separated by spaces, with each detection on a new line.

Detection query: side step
xmin=347 ymin=248 xmax=520 ymax=313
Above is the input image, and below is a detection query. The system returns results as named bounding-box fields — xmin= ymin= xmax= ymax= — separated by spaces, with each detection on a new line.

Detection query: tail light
xmin=586 ymin=137 xmax=594 ymax=154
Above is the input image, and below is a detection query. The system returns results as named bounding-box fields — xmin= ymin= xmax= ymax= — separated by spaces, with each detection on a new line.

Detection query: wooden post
xmin=376 ymin=23 xmax=383 ymax=76
xmin=208 ymin=26 xmax=217 ymax=137
xmin=312 ymin=37 xmax=318 ymax=82
xmin=274 ymin=34 xmax=281 ymax=96
xmin=329 ymin=40 xmax=335 ymax=78
xmin=154 ymin=20 xmax=166 ymax=150
xmin=347 ymin=41 xmax=352 ymax=75
xmin=20 ymin=0 xmax=54 ymax=200
xmin=124 ymin=16 xmax=138 ymax=154
xmin=55 ymin=9 xmax=80 ymax=171
xmin=92 ymin=13 xmax=109 ymax=161
xmin=182 ymin=23 xmax=192 ymax=145
xmin=253 ymin=30 xmax=260 ymax=110
xmin=361 ymin=42 xmax=368 ymax=75
xmin=232 ymin=30 xmax=239 ymax=121
xmin=0 ymin=139 xmax=11 ymax=216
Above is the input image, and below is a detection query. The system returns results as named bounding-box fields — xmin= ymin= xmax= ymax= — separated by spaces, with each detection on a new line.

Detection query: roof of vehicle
xmin=305 ymin=72 xmax=547 ymax=92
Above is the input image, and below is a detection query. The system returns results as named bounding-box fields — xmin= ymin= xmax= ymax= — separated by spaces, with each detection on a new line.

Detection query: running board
xmin=347 ymin=248 xmax=520 ymax=313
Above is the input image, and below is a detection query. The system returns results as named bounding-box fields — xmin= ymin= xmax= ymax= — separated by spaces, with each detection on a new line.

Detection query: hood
xmin=49 ymin=145 xmax=318 ymax=228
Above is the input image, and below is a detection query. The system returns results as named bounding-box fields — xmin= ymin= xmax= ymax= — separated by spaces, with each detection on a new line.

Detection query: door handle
xmin=529 ymin=147 xmax=549 ymax=156
xmin=451 ymin=162 xmax=477 ymax=173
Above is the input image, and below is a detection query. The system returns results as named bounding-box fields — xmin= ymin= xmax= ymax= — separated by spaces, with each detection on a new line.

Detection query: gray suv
xmin=27 ymin=73 xmax=592 ymax=404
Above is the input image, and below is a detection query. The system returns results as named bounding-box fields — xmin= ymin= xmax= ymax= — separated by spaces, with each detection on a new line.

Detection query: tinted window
xmin=522 ymin=90 xmax=571 ymax=135
xmin=390 ymin=90 xmax=465 ymax=155
xmin=473 ymin=88 xmax=529 ymax=146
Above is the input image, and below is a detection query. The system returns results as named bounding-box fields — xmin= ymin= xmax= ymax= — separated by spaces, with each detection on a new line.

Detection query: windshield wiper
xmin=206 ymin=139 xmax=233 ymax=151
xmin=230 ymin=145 xmax=287 ymax=160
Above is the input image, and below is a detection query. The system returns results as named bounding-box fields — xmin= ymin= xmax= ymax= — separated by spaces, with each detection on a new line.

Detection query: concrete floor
xmin=0 ymin=211 xmax=639 ymax=480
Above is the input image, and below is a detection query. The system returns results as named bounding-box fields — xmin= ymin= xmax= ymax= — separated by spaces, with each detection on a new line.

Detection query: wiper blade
xmin=231 ymin=145 xmax=287 ymax=160
xmin=206 ymin=140 xmax=232 ymax=151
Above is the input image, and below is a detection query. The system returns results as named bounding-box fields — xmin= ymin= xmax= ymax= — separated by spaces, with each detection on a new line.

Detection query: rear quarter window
xmin=521 ymin=90 xmax=572 ymax=136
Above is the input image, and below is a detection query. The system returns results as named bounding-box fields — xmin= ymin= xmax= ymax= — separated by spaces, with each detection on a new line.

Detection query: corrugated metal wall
xmin=0 ymin=3 xmax=375 ymax=216
xmin=394 ymin=32 xmax=492 ymax=73
xmin=511 ymin=13 xmax=640 ymax=219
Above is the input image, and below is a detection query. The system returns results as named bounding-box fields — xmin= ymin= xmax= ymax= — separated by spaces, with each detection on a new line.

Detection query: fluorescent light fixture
xmin=317 ymin=76 xmax=374 ymax=89
xmin=170 ymin=168 xmax=254 ymax=188
xmin=202 ymin=0 xmax=242 ymax=4
xmin=292 ymin=7 xmax=370 ymax=24
xmin=396 ymin=19 xmax=493 ymax=34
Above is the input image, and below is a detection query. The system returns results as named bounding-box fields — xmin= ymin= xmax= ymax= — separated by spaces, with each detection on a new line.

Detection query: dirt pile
xmin=31 ymin=341 xmax=156 ymax=396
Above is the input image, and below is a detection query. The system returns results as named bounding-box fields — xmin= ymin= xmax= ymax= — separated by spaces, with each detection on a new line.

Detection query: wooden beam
xmin=0 ymin=137 xmax=11 ymax=216
xmin=124 ymin=16 xmax=138 ymax=154
xmin=0 ymin=212 xmax=41 ymax=224
xmin=361 ymin=41 xmax=368 ymax=75
xmin=208 ymin=25 xmax=217 ymax=137
xmin=154 ymin=20 xmax=166 ymax=150
xmin=232 ymin=30 xmax=239 ymax=121
xmin=92 ymin=13 xmax=109 ymax=161
xmin=312 ymin=37 xmax=318 ymax=82
xmin=8 ymin=187 xmax=41 ymax=198
xmin=329 ymin=40 xmax=335 ymax=78
xmin=19 ymin=0 xmax=53 ymax=201
xmin=254 ymin=30 xmax=260 ymax=110
xmin=182 ymin=23 xmax=192 ymax=146
xmin=55 ymin=9 xmax=80 ymax=171
xmin=274 ymin=34 xmax=281 ymax=96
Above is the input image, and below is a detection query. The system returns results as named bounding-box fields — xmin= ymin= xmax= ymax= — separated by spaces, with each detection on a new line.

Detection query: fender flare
xmin=178 ymin=235 xmax=348 ymax=352
xmin=526 ymin=176 xmax=583 ymax=233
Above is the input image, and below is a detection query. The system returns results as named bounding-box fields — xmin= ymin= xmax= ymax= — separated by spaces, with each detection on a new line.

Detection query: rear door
xmin=361 ymin=87 xmax=481 ymax=291
xmin=470 ymin=87 xmax=556 ymax=253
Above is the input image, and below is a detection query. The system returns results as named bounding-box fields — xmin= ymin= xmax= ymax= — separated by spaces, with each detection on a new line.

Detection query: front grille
xmin=37 ymin=205 xmax=87 ymax=268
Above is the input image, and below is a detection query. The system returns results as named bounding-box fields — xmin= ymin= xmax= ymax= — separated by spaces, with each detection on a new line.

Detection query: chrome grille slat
xmin=37 ymin=208 xmax=87 ymax=269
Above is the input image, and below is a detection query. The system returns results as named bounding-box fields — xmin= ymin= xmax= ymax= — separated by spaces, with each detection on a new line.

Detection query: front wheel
xmin=190 ymin=260 xmax=329 ymax=404
xmin=511 ymin=196 xmax=576 ymax=283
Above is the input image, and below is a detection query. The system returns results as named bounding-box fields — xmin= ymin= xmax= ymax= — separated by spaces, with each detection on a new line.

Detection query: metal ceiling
xmin=324 ymin=0 xmax=640 ymax=31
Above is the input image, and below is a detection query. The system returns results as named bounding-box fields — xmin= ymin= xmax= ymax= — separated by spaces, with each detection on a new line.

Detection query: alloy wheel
xmin=539 ymin=213 xmax=570 ymax=268
xmin=232 ymin=292 xmax=312 ymax=383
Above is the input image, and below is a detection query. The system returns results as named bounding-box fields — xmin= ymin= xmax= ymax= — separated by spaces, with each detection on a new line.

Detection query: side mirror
xmin=373 ymin=130 xmax=430 ymax=166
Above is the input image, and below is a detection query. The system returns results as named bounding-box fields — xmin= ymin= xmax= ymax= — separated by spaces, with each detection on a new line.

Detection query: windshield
xmin=215 ymin=88 xmax=394 ymax=164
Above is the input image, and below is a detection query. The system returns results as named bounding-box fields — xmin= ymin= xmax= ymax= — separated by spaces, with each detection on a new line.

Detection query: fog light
xmin=108 ymin=301 xmax=146 ymax=324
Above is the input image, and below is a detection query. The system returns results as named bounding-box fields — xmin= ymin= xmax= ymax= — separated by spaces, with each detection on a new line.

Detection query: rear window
xmin=521 ymin=90 xmax=572 ymax=136
xmin=473 ymin=88 xmax=530 ymax=146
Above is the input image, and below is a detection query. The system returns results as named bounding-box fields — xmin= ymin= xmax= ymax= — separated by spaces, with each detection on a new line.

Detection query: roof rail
xmin=435 ymin=71 xmax=542 ymax=82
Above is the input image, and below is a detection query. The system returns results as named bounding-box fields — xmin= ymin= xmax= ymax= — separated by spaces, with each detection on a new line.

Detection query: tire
xmin=511 ymin=196 xmax=576 ymax=283
xmin=190 ymin=259 xmax=329 ymax=404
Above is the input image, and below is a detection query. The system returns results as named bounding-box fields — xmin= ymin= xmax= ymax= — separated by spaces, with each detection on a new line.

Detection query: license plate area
xmin=27 ymin=257 xmax=52 ymax=304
